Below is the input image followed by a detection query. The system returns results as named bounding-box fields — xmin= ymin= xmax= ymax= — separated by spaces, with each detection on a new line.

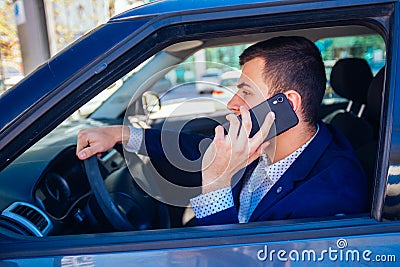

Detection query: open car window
xmin=1 ymin=28 xmax=386 ymax=236
xmin=317 ymin=35 xmax=386 ymax=105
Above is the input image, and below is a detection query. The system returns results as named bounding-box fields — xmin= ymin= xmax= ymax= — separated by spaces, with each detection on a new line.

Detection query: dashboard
xmin=35 ymin=147 xmax=90 ymax=220
xmin=0 ymin=142 xmax=126 ymax=237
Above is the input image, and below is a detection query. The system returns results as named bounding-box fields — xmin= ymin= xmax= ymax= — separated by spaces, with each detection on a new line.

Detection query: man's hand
xmin=76 ymin=125 xmax=130 ymax=160
xmin=201 ymin=106 xmax=275 ymax=194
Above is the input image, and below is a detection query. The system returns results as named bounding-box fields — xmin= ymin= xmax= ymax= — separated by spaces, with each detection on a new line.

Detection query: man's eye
xmin=242 ymin=90 xmax=251 ymax=96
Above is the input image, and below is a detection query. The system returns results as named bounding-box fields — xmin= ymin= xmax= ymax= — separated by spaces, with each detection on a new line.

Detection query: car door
xmin=1 ymin=1 xmax=400 ymax=266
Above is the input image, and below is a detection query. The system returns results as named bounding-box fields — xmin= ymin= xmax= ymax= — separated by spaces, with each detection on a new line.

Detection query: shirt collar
xmin=265 ymin=124 xmax=319 ymax=181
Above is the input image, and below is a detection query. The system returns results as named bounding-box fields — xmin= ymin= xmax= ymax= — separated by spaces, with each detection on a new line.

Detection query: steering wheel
xmin=84 ymin=155 xmax=170 ymax=231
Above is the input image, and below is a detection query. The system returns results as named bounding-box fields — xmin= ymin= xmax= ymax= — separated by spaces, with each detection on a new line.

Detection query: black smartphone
xmin=236 ymin=93 xmax=299 ymax=141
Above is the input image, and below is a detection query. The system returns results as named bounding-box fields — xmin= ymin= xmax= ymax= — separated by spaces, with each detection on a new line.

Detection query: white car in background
xmin=212 ymin=70 xmax=241 ymax=102
xmin=1 ymin=64 xmax=24 ymax=91
xmin=196 ymin=68 xmax=222 ymax=94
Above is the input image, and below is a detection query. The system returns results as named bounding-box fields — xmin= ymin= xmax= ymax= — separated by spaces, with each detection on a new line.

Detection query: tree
xmin=0 ymin=1 xmax=20 ymax=60
xmin=0 ymin=0 xmax=23 ymax=91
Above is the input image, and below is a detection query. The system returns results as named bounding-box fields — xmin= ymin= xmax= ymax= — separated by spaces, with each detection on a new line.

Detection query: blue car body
xmin=0 ymin=0 xmax=400 ymax=266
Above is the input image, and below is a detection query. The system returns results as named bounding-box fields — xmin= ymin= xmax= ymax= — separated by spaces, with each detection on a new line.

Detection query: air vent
xmin=1 ymin=202 xmax=52 ymax=237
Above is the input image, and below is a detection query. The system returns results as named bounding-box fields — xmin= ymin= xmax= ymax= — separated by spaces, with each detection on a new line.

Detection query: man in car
xmin=76 ymin=36 xmax=370 ymax=226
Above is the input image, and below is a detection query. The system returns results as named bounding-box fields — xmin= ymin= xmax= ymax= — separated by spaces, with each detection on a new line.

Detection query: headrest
xmin=366 ymin=68 xmax=385 ymax=124
xmin=330 ymin=58 xmax=373 ymax=103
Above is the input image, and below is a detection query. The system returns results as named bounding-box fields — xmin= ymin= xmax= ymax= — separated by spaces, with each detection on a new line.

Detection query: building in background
xmin=44 ymin=0 xmax=151 ymax=56
xmin=44 ymin=0 xmax=109 ymax=56
xmin=0 ymin=0 xmax=150 ymax=93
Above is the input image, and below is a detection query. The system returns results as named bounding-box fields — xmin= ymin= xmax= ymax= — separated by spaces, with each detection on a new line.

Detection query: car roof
xmin=111 ymin=0 xmax=395 ymax=22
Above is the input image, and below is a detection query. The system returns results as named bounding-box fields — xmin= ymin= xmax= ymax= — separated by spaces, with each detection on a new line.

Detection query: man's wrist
xmin=120 ymin=125 xmax=130 ymax=144
xmin=108 ymin=125 xmax=130 ymax=144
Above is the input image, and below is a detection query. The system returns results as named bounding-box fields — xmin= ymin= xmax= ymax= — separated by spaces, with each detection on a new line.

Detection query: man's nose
xmin=227 ymin=93 xmax=244 ymax=112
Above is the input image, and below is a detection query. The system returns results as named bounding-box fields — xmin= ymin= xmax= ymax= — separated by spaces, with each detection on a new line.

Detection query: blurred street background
xmin=0 ymin=0 xmax=153 ymax=93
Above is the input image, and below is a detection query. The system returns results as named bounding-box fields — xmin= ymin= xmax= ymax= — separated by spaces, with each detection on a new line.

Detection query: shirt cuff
xmin=190 ymin=187 xmax=234 ymax=219
xmin=124 ymin=126 xmax=143 ymax=153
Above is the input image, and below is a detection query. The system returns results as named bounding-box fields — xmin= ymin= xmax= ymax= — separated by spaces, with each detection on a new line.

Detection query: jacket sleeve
xmin=139 ymin=128 xmax=212 ymax=162
xmin=135 ymin=128 xmax=212 ymax=188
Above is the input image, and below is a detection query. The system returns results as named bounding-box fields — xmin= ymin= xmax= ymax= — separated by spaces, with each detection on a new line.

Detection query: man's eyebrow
xmin=237 ymin=82 xmax=252 ymax=89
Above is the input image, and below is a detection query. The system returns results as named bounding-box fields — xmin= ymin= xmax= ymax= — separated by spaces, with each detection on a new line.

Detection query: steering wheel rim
xmin=84 ymin=155 xmax=135 ymax=231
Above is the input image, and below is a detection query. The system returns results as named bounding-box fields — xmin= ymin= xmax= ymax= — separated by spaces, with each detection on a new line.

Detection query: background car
xmin=196 ymin=68 xmax=223 ymax=94
xmin=212 ymin=70 xmax=241 ymax=103
xmin=0 ymin=63 xmax=24 ymax=91
xmin=0 ymin=0 xmax=399 ymax=266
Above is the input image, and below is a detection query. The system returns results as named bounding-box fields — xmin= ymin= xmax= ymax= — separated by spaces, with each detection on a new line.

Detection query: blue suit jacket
xmin=139 ymin=122 xmax=370 ymax=226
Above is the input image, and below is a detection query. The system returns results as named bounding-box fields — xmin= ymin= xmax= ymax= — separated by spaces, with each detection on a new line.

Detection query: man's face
xmin=227 ymin=57 xmax=271 ymax=115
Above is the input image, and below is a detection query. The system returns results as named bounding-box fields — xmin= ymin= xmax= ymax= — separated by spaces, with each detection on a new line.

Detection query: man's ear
xmin=284 ymin=90 xmax=302 ymax=113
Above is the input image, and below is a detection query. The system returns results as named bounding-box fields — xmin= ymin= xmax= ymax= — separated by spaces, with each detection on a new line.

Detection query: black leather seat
xmin=363 ymin=68 xmax=385 ymax=139
xmin=356 ymin=67 xmax=385 ymax=187
xmin=323 ymin=58 xmax=374 ymax=150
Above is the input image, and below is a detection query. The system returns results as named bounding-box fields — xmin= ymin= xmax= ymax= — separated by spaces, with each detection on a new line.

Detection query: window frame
xmin=1 ymin=1 xmax=399 ymax=261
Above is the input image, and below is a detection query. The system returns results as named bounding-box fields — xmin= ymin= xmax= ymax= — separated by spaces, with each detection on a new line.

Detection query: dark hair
xmin=239 ymin=36 xmax=326 ymax=125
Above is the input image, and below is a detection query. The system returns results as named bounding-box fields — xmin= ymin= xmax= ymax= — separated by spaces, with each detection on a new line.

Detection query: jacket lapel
xmin=249 ymin=123 xmax=333 ymax=222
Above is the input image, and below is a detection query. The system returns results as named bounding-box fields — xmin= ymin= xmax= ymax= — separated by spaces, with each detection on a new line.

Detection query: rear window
xmin=316 ymin=35 xmax=386 ymax=104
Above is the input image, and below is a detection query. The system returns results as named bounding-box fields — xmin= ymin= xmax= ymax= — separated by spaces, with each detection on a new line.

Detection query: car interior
xmin=0 ymin=23 xmax=386 ymax=237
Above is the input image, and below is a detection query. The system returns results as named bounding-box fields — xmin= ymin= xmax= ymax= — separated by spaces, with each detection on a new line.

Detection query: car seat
xmin=323 ymin=58 xmax=374 ymax=150
xmin=356 ymin=67 xmax=385 ymax=189
xmin=363 ymin=68 xmax=385 ymax=139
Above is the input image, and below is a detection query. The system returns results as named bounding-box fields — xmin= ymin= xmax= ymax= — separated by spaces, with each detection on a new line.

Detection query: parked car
xmin=196 ymin=68 xmax=223 ymax=94
xmin=0 ymin=0 xmax=399 ymax=266
xmin=212 ymin=70 xmax=241 ymax=103
xmin=0 ymin=63 xmax=24 ymax=91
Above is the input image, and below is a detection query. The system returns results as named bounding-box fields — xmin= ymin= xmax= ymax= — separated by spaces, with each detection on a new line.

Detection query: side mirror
xmin=142 ymin=91 xmax=161 ymax=114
